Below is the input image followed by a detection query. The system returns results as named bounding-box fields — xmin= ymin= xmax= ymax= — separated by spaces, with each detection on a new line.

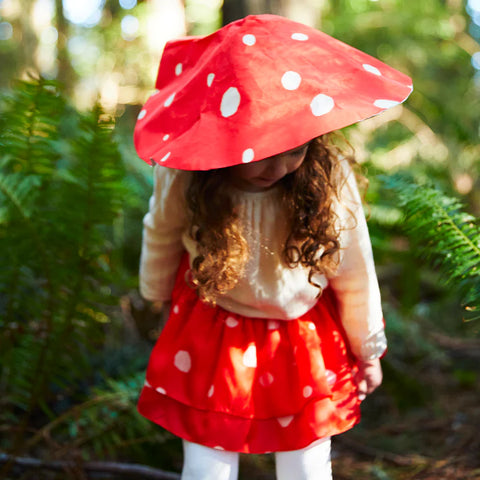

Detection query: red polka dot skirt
xmin=137 ymin=256 xmax=362 ymax=453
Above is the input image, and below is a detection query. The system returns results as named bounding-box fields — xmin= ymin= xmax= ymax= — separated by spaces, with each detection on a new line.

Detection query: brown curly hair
xmin=186 ymin=133 xmax=358 ymax=304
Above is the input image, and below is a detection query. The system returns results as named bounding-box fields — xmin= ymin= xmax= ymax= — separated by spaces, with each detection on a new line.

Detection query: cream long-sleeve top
xmin=139 ymin=160 xmax=387 ymax=362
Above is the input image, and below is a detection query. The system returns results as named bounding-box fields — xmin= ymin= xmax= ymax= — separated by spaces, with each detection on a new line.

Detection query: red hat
xmin=134 ymin=14 xmax=412 ymax=170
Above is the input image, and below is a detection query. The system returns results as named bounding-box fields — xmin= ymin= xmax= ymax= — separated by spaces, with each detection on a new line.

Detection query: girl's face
xmin=229 ymin=142 xmax=310 ymax=192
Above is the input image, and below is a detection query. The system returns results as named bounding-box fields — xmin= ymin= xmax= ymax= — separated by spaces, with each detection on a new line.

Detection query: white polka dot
xmin=207 ymin=73 xmax=215 ymax=87
xmin=374 ymin=99 xmax=400 ymax=109
xmin=243 ymin=345 xmax=257 ymax=368
xmin=163 ymin=134 xmax=170 ymax=141
xmin=308 ymin=322 xmax=316 ymax=331
xmin=226 ymin=316 xmax=239 ymax=328
xmin=363 ymin=63 xmax=381 ymax=76
xmin=292 ymin=32 xmax=309 ymax=41
xmin=207 ymin=385 xmax=214 ymax=397
xmin=242 ymin=148 xmax=254 ymax=163
xmin=281 ymin=71 xmax=302 ymax=91
xmin=156 ymin=386 xmax=166 ymax=395
xmin=267 ymin=320 xmax=280 ymax=330
xmin=164 ymin=92 xmax=175 ymax=107
xmin=325 ymin=370 xmax=337 ymax=386
xmin=175 ymin=63 xmax=182 ymax=76
xmin=303 ymin=386 xmax=313 ymax=398
xmin=310 ymin=94 xmax=335 ymax=117
xmin=259 ymin=372 xmax=274 ymax=387
xmin=160 ymin=152 xmax=171 ymax=163
xmin=137 ymin=109 xmax=147 ymax=120
xmin=144 ymin=379 xmax=152 ymax=388
xmin=220 ymin=87 xmax=241 ymax=117
xmin=173 ymin=304 xmax=179 ymax=314
xmin=277 ymin=415 xmax=294 ymax=427
xmin=174 ymin=350 xmax=192 ymax=373
xmin=242 ymin=34 xmax=256 ymax=46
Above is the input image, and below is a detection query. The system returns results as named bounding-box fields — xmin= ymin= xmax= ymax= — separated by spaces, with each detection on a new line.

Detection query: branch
xmin=0 ymin=453 xmax=180 ymax=480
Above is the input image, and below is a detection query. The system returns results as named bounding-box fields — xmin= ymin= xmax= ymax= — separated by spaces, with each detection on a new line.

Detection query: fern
xmin=0 ymin=78 xmax=176 ymax=473
xmin=0 ymin=78 xmax=128 ymax=459
xmin=0 ymin=165 xmax=42 ymax=221
xmin=19 ymin=373 xmax=169 ymax=460
xmin=381 ymin=174 xmax=480 ymax=319
xmin=0 ymin=78 xmax=64 ymax=176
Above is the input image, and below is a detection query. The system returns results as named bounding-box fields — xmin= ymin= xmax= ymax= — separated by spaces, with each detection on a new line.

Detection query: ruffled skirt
xmin=137 ymin=256 xmax=361 ymax=453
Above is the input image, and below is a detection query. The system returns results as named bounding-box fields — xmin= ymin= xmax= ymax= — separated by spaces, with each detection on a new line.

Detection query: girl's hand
xmin=355 ymin=358 xmax=383 ymax=401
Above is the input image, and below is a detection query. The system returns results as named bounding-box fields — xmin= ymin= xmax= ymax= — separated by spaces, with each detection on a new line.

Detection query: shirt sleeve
xmin=139 ymin=166 xmax=189 ymax=302
xmin=328 ymin=160 xmax=387 ymax=361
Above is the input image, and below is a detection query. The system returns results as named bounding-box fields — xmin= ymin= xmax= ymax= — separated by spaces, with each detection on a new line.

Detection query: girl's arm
xmin=329 ymin=160 xmax=387 ymax=365
xmin=139 ymin=166 xmax=188 ymax=303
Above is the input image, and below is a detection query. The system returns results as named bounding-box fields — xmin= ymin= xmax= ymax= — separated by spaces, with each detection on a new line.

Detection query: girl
xmin=134 ymin=14 xmax=412 ymax=480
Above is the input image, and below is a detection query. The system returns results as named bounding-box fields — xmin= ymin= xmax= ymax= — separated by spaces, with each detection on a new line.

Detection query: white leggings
xmin=181 ymin=438 xmax=332 ymax=480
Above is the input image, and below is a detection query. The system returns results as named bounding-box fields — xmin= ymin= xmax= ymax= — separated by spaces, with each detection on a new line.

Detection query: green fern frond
xmin=22 ymin=373 xmax=167 ymax=458
xmin=0 ymin=79 xmax=127 ymax=446
xmin=381 ymin=174 xmax=480 ymax=318
xmin=0 ymin=78 xmax=64 ymax=175
xmin=0 ymin=163 xmax=41 ymax=221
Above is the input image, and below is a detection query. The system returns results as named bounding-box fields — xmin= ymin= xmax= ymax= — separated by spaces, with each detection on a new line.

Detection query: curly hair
xmin=185 ymin=133 xmax=358 ymax=304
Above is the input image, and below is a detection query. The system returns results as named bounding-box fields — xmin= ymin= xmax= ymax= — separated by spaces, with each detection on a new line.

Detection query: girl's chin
xmin=247 ymin=179 xmax=278 ymax=190
xmin=229 ymin=176 xmax=281 ymax=192
xmin=235 ymin=182 xmax=275 ymax=193
xmin=254 ymin=176 xmax=282 ymax=186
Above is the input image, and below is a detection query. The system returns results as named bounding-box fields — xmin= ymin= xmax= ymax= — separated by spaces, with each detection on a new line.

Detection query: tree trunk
xmin=222 ymin=0 xmax=325 ymax=27
xmin=222 ymin=0 xmax=249 ymax=25
xmin=54 ymin=0 xmax=76 ymax=94
xmin=18 ymin=0 xmax=38 ymax=78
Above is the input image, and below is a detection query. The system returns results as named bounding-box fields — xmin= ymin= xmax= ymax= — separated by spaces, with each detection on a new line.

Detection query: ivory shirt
xmin=139 ymin=161 xmax=386 ymax=361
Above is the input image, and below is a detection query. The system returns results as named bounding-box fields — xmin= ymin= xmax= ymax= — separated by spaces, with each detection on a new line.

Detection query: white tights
xmin=181 ymin=437 xmax=332 ymax=480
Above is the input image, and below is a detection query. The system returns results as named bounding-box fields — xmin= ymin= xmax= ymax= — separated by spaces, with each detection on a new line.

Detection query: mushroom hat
xmin=134 ymin=14 xmax=412 ymax=170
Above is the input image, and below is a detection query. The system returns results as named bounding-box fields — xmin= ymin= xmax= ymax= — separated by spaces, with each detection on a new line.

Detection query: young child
xmin=134 ymin=14 xmax=412 ymax=480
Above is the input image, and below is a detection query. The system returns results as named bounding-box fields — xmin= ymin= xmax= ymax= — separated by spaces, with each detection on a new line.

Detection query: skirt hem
xmin=138 ymin=382 xmax=361 ymax=454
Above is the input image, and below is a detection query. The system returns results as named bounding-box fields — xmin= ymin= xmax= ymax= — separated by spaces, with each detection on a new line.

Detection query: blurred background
xmin=0 ymin=1 xmax=479 ymax=479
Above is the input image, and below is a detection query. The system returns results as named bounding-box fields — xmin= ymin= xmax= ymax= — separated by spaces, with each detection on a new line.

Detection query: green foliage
xmin=0 ymin=78 xmax=131 ymax=453
xmin=1 ymin=1 xmax=479 ymax=475
xmin=381 ymin=174 xmax=480 ymax=319
xmin=22 ymin=372 xmax=168 ymax=460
